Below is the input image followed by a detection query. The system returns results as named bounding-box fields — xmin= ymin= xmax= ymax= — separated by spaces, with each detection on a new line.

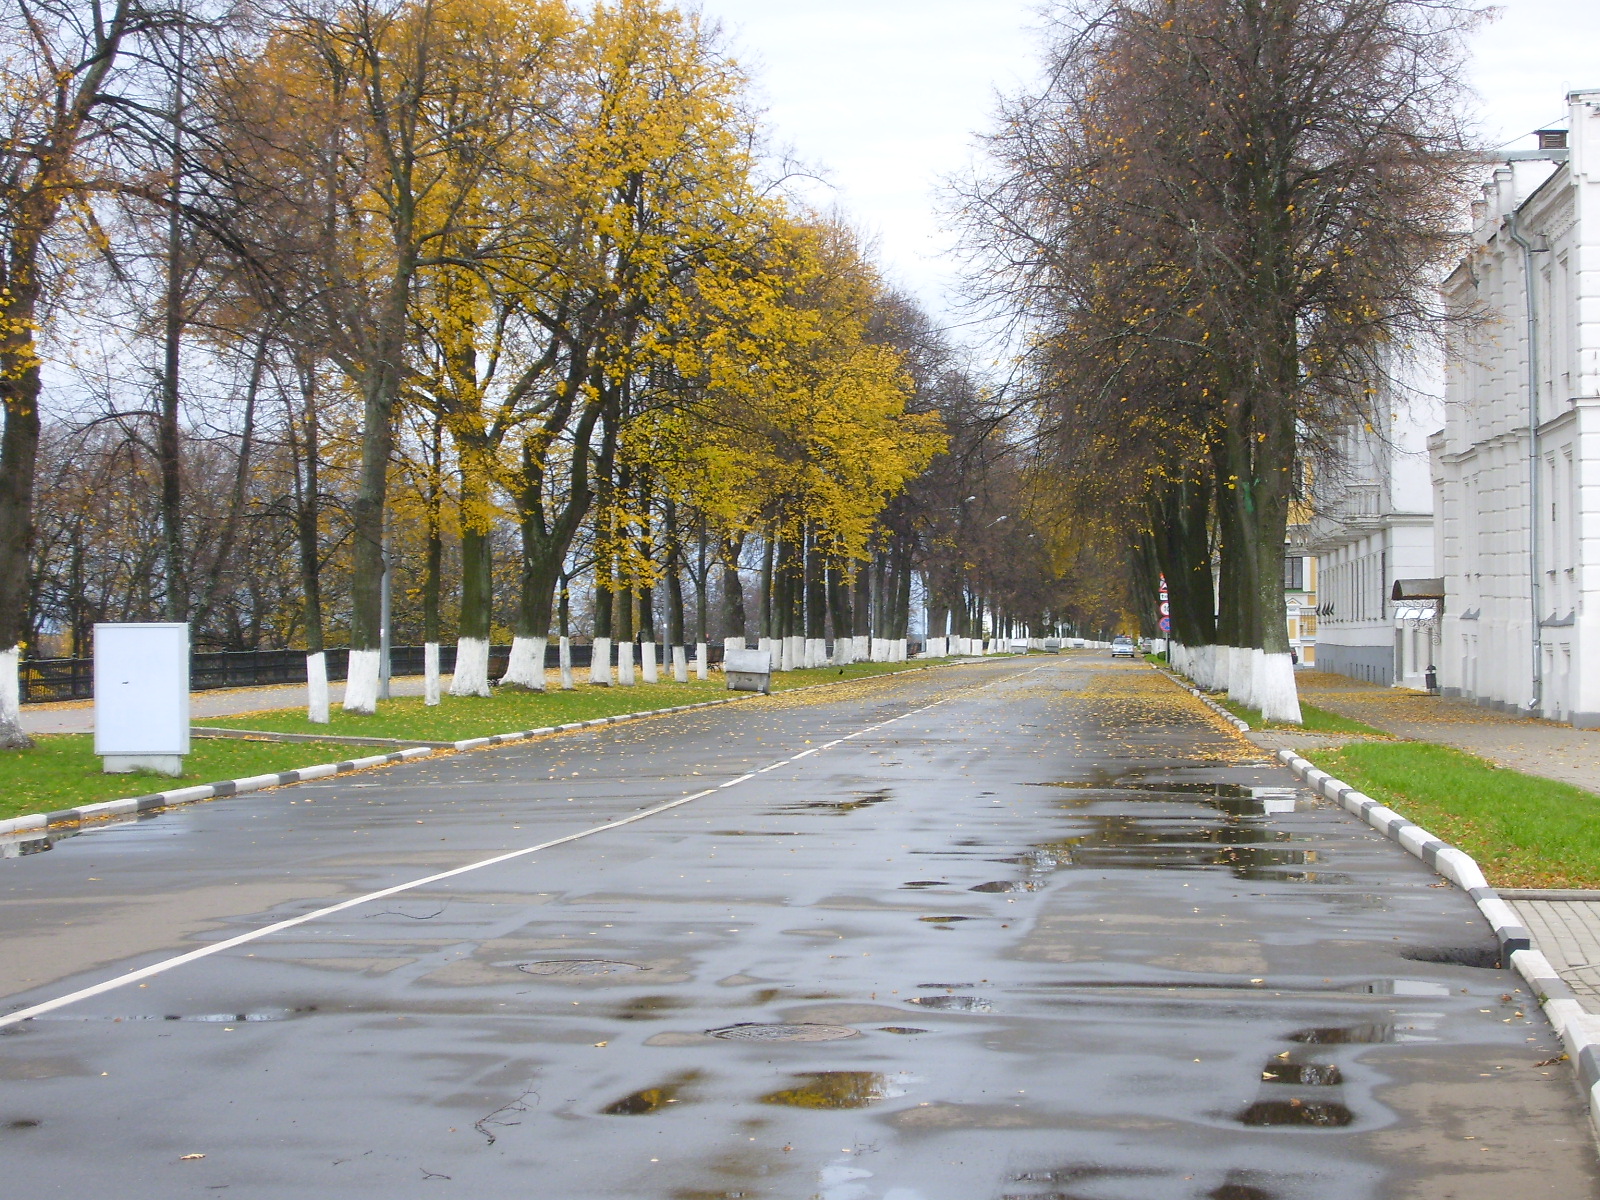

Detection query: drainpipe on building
xmin=1505 ymin=210 xmax=1545 ymax=714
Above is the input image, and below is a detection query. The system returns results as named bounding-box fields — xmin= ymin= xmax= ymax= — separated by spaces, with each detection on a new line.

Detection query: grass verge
xmin=195 ymin=677 xmax=724 ymax=741
xmin=0 ymin=735 xmax=367 ymax=822
xmin=1218 ymin=698 xmax=1390 ymax=737
xmin=1308 ymin=741 xmax=1600 ymax=889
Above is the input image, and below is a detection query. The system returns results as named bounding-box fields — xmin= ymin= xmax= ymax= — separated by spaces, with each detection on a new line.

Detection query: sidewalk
xmin=19 ymin=675 xmax=431 ymax=735
xmin=1294 ymin=668 xmax=1600 ymax=793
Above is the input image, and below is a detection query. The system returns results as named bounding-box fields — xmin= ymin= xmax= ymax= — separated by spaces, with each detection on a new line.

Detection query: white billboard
xmin=94 ymin=623 xmax=191 ymax=757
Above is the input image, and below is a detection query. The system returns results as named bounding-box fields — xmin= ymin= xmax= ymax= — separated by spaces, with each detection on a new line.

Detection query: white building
xmin=1432 ymin=91 xmax=1600 ymax=725
xmin=1306 ymin=354 xmax=1442 ymax=691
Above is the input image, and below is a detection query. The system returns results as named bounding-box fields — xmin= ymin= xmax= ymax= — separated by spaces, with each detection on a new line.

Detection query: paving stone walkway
xmin=1510 ymin=900 xmax=1600 ymax=1011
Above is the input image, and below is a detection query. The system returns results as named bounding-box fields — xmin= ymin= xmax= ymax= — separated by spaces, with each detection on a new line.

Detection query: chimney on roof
xmin=1536 ymin=129 xmax=1569 ymax=150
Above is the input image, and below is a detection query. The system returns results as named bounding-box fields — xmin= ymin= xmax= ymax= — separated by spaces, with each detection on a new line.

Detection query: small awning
xmin=1392 ymin=578 xmax=1445 ymax=601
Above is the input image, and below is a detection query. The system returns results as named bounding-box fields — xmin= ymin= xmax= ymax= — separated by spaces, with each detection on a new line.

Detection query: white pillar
xmin=422 ymin=643 xmax=440 ymax=707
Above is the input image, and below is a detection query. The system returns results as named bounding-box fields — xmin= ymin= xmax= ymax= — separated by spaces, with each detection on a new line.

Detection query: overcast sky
xmin=706 ymin=0 xmax=1600 ymax=327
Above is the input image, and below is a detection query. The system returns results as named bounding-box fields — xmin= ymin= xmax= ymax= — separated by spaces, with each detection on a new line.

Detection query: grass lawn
xmin=0 ymin=735 xmax=369 ymax=822
xmin=1218 ymin=698 xmax=1390 ymax=737
xmin=1308 ymin=741 xmax=1600 ymax=889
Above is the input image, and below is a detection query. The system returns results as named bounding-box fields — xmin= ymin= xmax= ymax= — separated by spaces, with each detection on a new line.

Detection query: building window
xmin=1283 ymin=556 xmax=1304 ymax=591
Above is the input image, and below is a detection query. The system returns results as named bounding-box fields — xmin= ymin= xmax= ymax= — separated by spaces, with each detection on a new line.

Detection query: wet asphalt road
xmin=1 ymin=656 xmax=1596 ymax=1199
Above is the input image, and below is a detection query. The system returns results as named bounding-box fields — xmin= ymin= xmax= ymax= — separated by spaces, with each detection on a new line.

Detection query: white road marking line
xmin=1 ymin=663 xmax=1043 ymax=1028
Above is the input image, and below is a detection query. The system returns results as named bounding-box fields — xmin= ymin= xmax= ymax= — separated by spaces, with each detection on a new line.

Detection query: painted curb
xmin=0 ymin=656 xmax=991 ymax=840
xmin=1509 ymin=947 xmax=1600 ymax=1132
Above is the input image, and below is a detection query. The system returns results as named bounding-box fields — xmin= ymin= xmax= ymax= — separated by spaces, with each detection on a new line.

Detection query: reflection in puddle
xmin=1400 ymin=945 xmax=1502 ymax=970
xmin=1238 ymin=1098 xmax=1354 ymax=1127
xmin=602 ymin=1070 xmax=703 ymax=1115
xmin=900 ymin=880 xmax=949 ymax=889
xmin=906 ymin=995 xmax=992 ymax=1012
xmin=1261 ymin=1062 xmax=1343 ymax=1086
xmin=918 ymin=915 xmax=975 ymax=923
xmin=969 ymin=880 xmax=1039 ymax=893
xmin=758 ymin=1071 xmax=907 ymax=1109
xmin=1288 ymin=1024 xmax=1393 ymax=1044
xmin=781 ymin=789 xmax=892 ymax=815
xmin=877 ymin=1026 xmax=926 ymax=1035
xmin=610 ymin=995 xmax=689 ymax=1020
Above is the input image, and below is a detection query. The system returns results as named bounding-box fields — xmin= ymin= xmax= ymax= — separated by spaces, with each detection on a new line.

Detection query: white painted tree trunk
xmin=788 ymin=635 xmax=804 ymax=670
xmin=450 ymin=636 xmax=492 ymax=697
xmin=832 ymin=637 xmax=851 ymax=665
xmin=617 ymin=641 xmax=636 ymax=685
xmin=1227 ymin=646 xmax=1255 ymax=709
xmin=343 ymin=648 xmax=382 ymax=714
xmin=591 ymin=637 xmax=613 ymax=686
xmin=422 ymin=643 xmax=440 ymax=707
xmin=1254 ymin=650 xmax=1302 ymax=723
xmin=807 ymin=637 xmax=827 ymax=668
xmin=501 ymin=635 xmax=548 ymax=691
xmin=694 ymin=642 xmax=708 ymax=680
xmin=724 ymin=635 xmax=745 ymax=654
xmin=852 ymin=634 xmax=868 ymax=661
xmin=559 ymin=637 xmax=574 ymax=690
xmin=924 ymin=636 xmax=947 ymax=658
xmin=894 ymin=639 xmax=907 ymax=661
xmin=305 ymin=651 xmax=332 ymax=722
xmin=641 ymin=641 xmax=659 ymax=683
xmin=0 ymin=645 xmax=28 ymax=748
xmin=672 ymin=644 xmax=689 ymax=682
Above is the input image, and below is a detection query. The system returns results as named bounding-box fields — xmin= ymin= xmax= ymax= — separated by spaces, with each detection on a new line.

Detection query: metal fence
xmin=20 ymin=641 xmax=735 ymax=704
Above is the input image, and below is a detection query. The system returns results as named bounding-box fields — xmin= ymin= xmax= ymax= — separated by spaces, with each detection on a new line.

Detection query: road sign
xmin=1158 ymin=616 xmax=1171 ymax=634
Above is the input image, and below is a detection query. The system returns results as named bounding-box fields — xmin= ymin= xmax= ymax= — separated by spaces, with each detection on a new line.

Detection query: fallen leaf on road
xmin=180 ymin=1154 xmax=206 ymax=1161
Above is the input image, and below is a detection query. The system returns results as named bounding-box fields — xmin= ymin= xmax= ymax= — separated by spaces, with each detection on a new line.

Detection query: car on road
xmin=1110 ymin=636 xmax=1136 ymax=658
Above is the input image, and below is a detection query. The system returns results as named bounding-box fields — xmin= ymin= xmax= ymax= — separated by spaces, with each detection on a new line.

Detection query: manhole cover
xmin=516 ymin=960 xmax=648 ymax=977
xmin=707 ymin=1023 xmax=860 ymax=1042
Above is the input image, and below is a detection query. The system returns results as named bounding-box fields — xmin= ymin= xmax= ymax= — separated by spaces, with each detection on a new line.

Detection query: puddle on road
xmin=906 ymin=995 xmax=993 ymax=1012
xmin=1238 ymin=1098 xmax=1354 ymax=1127
xmin=517 ymin=959 xmax=649 ymax=977
xmin=1260 ymin=1062 xmax=1343 ymax=1086
xmin=900 ymin=880 xmax=950 ymax=889
xmin=758 ymin=1071 xmax=907 ymax=1109
xmin=32 ymin=1008 xmax=309 ymax=1024
xmin=1288 ymin=1024 xmax=1394 ymax=1044
xmin=877 ymin=1026 xmax=926 ymax=1035
xmin=602 ymin=1070 xmax=703 ymax=1115
xmin=610 ymin=995 xmax=689 ymax=1021
xmin=776 ymin=789 xmax=893 ymax=816
xmin=918 ymin=915 xmax=976 ymax=924
xmin=969 ymin=880 xmax=1039 ymax=893
xmin=708 ymin=1023 xmax=860 ymax=1042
